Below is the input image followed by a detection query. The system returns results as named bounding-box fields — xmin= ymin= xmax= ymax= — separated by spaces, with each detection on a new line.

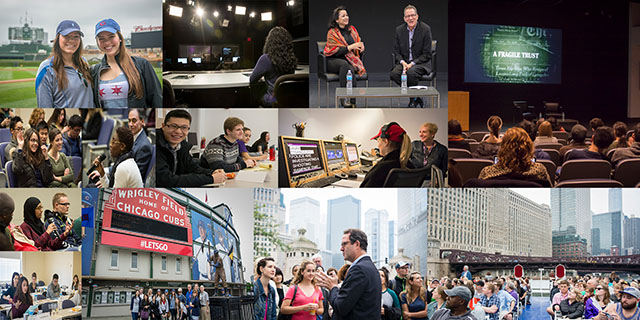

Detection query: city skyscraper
xmin=364 ymin=208 xmax=389 ymax=267
xmin=289 ymin=197 xmax=322 ymax=249
xmin=389 ymin=220 xmax=395 ymax=260
xmin=609 ymin=188 xmax=622 ymax=213
xmin=398 ymin=189 xmax=428 ymax=275
xmin=427 ymin=189 xmax=551 ymax=257
xmin=624 ymin=215 xmax=640 ymax=255
xmin=253 ymin=188 xmax=286 ymax=258
xmin=592 ymin=211 xmax=624 ymax=256
xmin=551 ymin=189 xmax=591 ymax=253
xmin=327 ymin=195 xmax=361 ymax=269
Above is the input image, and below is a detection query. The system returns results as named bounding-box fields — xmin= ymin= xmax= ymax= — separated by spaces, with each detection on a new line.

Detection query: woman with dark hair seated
xmin=447 ymin=119 xmax=470 ymax=151
xmin=478 ymin=127 xmax=552 ymax=186
xmin=249 ymin=26 xmax=297 ymax=107
xmin=250 ymin=131 xmax=270 ymax=154
xmin=89 ymin=127 xmax=143 ymax=188
xmin=12 ymin=128 xmax=54 ymax=187
xmin=10 ymin=276 xmax=32 ymax=319
xmin=323 ymin=5 xmax=366 ymax=107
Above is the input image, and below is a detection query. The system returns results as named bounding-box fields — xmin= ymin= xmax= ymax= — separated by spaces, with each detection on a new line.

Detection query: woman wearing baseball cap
xmin=91 ymin=18 xmax=161 ymax=108
xmin=35 ymin=20 xmax=94 ymax=107
xmin=360 ymin=122 xmax=412 ymax=187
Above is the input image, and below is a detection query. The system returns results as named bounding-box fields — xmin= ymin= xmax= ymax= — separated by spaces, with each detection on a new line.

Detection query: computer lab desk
xmin=204 ymin=160 xmax=277 ymax=188
xmin=326 ymin=173 xmax=366 ymax=188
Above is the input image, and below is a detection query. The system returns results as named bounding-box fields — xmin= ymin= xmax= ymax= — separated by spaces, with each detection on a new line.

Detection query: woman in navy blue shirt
xmin=400 ymin=272 xmax=428 ymax=320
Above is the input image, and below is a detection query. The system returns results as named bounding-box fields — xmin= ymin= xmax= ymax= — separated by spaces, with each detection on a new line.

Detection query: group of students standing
xmin=35 ymin=18 xmax=161 ymax=108
xmin=129 ymin=284 xmax=210 ymax=320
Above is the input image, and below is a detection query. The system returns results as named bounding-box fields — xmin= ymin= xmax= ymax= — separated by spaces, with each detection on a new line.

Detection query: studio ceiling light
xmin=169 ymin=5 xmax=183 ymax=17
xmin=261 ymin=12 xmax=273 ymax=21
xmin=235 ymin=5 xmax=246 ymax=15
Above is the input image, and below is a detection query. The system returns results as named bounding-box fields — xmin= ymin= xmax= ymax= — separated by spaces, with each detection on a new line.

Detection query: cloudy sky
xmin=0 ymin=0 xmax=161 ymax=45
xmin=512 ymin=188 xmax=640 ymax=216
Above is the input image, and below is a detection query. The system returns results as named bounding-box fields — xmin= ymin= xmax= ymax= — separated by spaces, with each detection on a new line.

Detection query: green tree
xmin=253 ymin=204 xmax=289 ymax=258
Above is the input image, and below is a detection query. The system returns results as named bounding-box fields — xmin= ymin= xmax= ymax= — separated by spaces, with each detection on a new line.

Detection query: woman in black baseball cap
xmin=360 ymin=122 xmax=412 ymax=187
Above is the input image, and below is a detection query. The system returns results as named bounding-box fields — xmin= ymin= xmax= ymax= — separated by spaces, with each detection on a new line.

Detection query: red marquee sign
xmin=555 ymin=264 xmax=566 ymax=278
xmin=514 ymin=264 xmax=524 ymax=278
xmin=101 ymin=189 xmax=193 ymax=256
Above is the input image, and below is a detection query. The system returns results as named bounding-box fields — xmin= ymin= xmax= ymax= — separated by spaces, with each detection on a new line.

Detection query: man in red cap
xmin=360 ymin=122 xmax=413 ymax=187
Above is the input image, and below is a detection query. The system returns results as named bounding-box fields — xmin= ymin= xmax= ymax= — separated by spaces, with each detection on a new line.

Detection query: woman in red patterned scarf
xmin=324 ymin=6 xmax=366 ymax=107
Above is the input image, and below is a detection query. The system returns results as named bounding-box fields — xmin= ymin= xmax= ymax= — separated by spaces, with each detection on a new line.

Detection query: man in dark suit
xmin=128 ymin=108 xmax=153 ymax=181
xmin=390 ymin=4 xmax=432 ymax=108
xmin=316 ymin=228 xmax=381 ymax=319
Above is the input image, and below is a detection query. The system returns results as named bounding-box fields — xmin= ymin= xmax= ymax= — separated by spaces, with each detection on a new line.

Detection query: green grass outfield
xmin=0 ymin=65 xmax=163 ymax=108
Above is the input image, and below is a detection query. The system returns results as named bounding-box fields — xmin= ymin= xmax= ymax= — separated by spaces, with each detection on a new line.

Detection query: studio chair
xmin=468 ymin=141 xmax=480 ymax=154
xmin=316 ymin=41 xmax=368 ymax=107
xmin=70 ymin=156 xmax=82 ymax=182
xmin=535 ymin=143 xmax=562 ymax=151
xmin=449 ymin=158 xmax=493 ymax=186
xmin=0 ymin=129 xmax=11 ymax=143
xmin=62 ymin=300 xmax=75 ymax=309
xmin=84 ymin=117 xmax=115 ymax=170
xmin=543 ymin=101 xmax=563 ymax=119
xmin=273 ymin=74 xmax=309 ymax=107
xmin=513 ymin=100 xmax=536 ymax=122
xmin=541 ymin=149 xmax=561 ymax=167
xmin=552 ymin=131 xmax=569 ymax=141
xmin=464 ymin=178 xmax=544 ymax=187
xmin=144 ymin=145 xmax=157 ymax=183
xmin=469 ymin=131 xmax=489 ymax=142
xmin=558 ymin=159 xmax=611 ymax=182
xmin=613 ymin=158 xmax=640 ymax=187
xmin=383 ymin=166 xmax=430 ymax=187
xmin=537 ymin=159 xmax=557 ymax=185
xmin=0 ymin=141 xmax=9 ymax=166
xmin=5 ymin=161 xmax=15 ymax=187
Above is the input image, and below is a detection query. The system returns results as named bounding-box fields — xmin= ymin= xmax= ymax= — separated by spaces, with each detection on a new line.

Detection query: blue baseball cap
xmin=95 ymin=18 xmax=121 ymax=36
xmin=56 ymin=20 xmax=84 ymax=37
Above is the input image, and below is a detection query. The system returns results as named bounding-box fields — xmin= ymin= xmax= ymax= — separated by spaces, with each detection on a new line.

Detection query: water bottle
xmin=346 ymin=70 xmax=353 ymax=93
xmin=401 ymin=69 xmax=407 ymax=89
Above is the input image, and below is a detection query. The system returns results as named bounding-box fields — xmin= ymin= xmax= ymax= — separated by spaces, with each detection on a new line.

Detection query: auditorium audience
xmin=589 ymin=118 xmax=604 ymax=138
xmin=559 ymin=124 xmax=588 ymax=158
xmin=13 ymin=128 xmax=54 ymax=187
xmin=35 ymin=121 xmax=49 ymax=148
xmin=61 ymin=115 xmax=82 ymax=157
xmin=478 ymin=127 xmax=551 ymax=186
xmin=81 ymin=108 xmax=103 ymax=141
xmin=89 ymin=126 xmax=144 ymax=188
xmin=128 ymin=108 xmax=153 ymax=180
xmin=514 ymin=120 xmax=550 ymax=160
xmin=48 ymin=128 xmax=76 ymax=188
xmin=447 ymin=119 xmax=470 ymax=151
xmin=606 ymin=121 xmax=630 ymax=154
xmin=564 ymin=127 xmax=615 ymax=161
xmin=28 ymin=108 xmax=45 ymax=129
xmin=4 ymin=116 xmax=23 ymax=162
xmin=473 ymin=116 xmax=502 ymax=159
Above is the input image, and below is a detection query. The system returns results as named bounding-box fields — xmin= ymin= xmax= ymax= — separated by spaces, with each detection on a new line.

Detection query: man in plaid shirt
xmin=480 ymin=283 xmax=500 ymax=320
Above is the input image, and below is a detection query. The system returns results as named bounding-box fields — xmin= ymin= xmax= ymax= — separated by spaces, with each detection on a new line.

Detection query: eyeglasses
xmin=165 ymin=123 xmax=190 ymax=132
xmin=404 ymin=14 xmax=417 ymax=18
xmin=13 ymin=127 xmax=24 ymax=132
xmin=110 ymin=138 xmax=123 ymax=146
xmin=340 ymin=241 xmax=351 ymax=248
xmin=57 ymin=202 xmax=70 ymax=206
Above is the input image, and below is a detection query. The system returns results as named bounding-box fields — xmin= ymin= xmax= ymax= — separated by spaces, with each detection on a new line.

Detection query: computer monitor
xmin=281 ymin=136 xmax=326 ymax=185
xmin=322 ymin=140 xmax=346 ymax=172
xmin=344 ymin=142 xmax=360 ymax=167
xmin=177 ymin=58 xmax=188 ymax=64
xmin=192 ymin=57 xmax=202 ymax=64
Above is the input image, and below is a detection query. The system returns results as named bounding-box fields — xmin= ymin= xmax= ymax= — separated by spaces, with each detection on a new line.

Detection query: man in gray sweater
xmin=47 ymin=274 xmax=61 ymax=298
xmin=200 ymin=117 xmax=256 ymax=172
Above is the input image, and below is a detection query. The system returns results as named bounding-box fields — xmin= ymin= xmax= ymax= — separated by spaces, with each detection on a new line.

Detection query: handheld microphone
xmin=46 ymin=214 xmax=59 ymax=238
xmin=87 ymin=153 xmax=107 ymax=184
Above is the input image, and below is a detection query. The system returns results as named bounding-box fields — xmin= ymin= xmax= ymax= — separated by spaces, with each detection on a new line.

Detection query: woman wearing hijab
xmin=20 ymin=197 xmax=70 ymax=251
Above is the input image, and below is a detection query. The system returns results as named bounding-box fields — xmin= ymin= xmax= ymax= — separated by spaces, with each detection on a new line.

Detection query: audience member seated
xmin=20 ymin=197 xmax=70 ymax=251
xmin=28 ymin=108 xmax=45 ymax=129
xmin=239 ymin=127 xmax=268 ymax=161
xmin=48 ymin=128 xmax=76 ymax=188
xmin=473 ymin=116 xmax=502 ymax=159
xmin=4 ymin=117 xmax=23 ymax=162
xmin=478 ymin=127 xmax=552 ymax=186
xmin=249 ymin=26 xmax=297 ymax=107
xmin=81 ymin=108 xmax=103 ymax=140
xmin=1 ymin=272 xmax=19 ymax=304
xmin=251 ymin=131 xmax=271 ymax=154
xmin=0 ymin=194 xmax=15 ymax=251
xmin=10 ymin=276 xmax=32 ymax=319
xmin=605 ymin=121 xmax=630 ymax=154
xmin=0 ymin=109 xmax=13 ymax=129
xmin=554 ymin=288 xmax=584 ymax=319
xmin=62 ymin=115 xmax=82 ymax=157
xmin=47 ymin=108 xmax=68 ymax=134
xmin=90 ymin=127 xmax=144 ymax=188
xmin=35 ymin=121 xmax=49 ymax=148
xmin=514 ymin=120 xmax=550 ymax=160
xmin=409 ymin=122 xmax=447 ymax=181
xmin=128 ymin=108 xmax=153 ymax=179
xmin=12 ymin=128 xmax=54 ymax=188
xmin=448 ymin=119 xmax=470 ymax=151
xmin=47 ymin=274 xmax=60 ymax=298
xmin=533 ymin=121 xmax=558 ymax=146
xmin=559 ymin=124 xmax=588 ymax=158
xmin=156 ymin=109 xmax=226 ymax=187
xmin=565 ymin=127 xmax=614 ymax=161
xmin=548 ymin=116 xmax=565 ymax=132
xmin=361 ymin=122 xmax=413 ymax=187
xmin=611 ymin=124 xmax=640 ymax=166
xmin=589 ymin=118 xmax=604 ymax=139
xmin=201 ymin=117 xmax=256 ymax=172
xmin=29 ymin=273 xmax=38 ymax=293
xmin=45 ymin=193 xmax=82 ymax=248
